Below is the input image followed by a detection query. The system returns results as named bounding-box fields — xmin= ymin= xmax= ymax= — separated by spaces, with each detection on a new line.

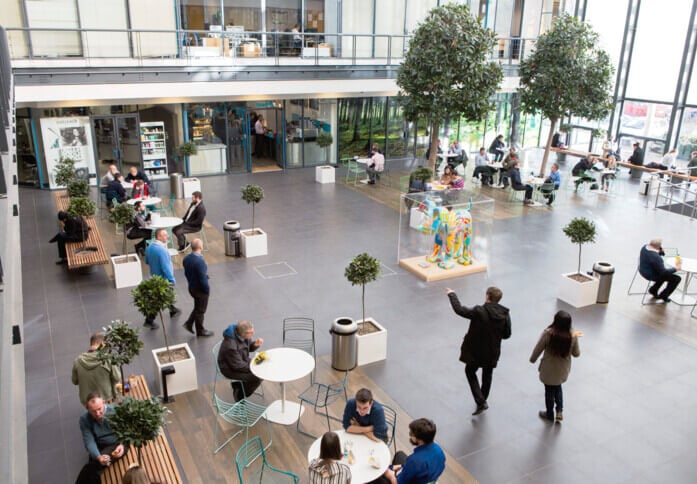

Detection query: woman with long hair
xmin=529 ymin=310 xmax=581 ymax=422
xmin=308 ymin=431 xmax=351 ymax=483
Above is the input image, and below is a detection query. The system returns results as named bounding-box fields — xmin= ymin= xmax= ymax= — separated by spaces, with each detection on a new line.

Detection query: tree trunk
xmin=251 ymin=203 xmax=255 ymax=231
xmin=539 ymin=118 xmax=557 ymax=177
xmin=122 ymin=232 xmax=128 ymax=255
xmin=428 ymin=122 xmax=440 ymax=172
xmin=137 ymin=445 xmax=142 ymax=466
xmin=361 ymin=283 xmax=366 ymax=328
xmin=577 ymin=244 xmax=582 ymax=275
xmin=160 ymin=311 xmax=172 ymax=361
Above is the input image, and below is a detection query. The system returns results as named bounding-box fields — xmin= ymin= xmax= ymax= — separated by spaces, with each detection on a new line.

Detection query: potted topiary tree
xmin=344 ymin=253 xmax=386 ymax=365
xmin=97 ymin=320 xmax=143 ymax=397
xmin=133 ymin=277 xmax=198 ymax=397
xmin=240 ymin=184 xmax=267 ymax=257
xmin=177 ymin=141 xmax=198 ymax=173
xmin=559 ymin=217 xmax=599 ymax=307
xmin=54 ymin=156 xmax=78 ymax=188
xmin=108 ymin=203 xmax=142 ymax=289
xmin=67 ymin=179 xmax=90 ymax=199
xmin=315 ymin=132 xmax=336 ymax=183
xmin=110 ymin=396 xmax=167 ymax=465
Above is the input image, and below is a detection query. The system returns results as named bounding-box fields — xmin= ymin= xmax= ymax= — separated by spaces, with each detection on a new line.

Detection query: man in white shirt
xmin=254 ymin=115 xmax=266 ymax=158
xmin=367 ymin=147 xmax=385 ymax=184
xmin=472 ymin=147 xmax=495 ymax=186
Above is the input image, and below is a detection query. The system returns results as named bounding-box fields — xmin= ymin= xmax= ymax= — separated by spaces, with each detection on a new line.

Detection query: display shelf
xmin=140 ymin=121 xmax=168 ymax=180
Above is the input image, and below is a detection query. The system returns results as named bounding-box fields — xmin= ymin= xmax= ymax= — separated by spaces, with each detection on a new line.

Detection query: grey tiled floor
xmin=22 ymin=167 xmax=697 ymax=483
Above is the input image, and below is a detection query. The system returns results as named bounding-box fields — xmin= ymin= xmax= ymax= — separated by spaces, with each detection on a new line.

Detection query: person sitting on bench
xmin=49 ymin=211 xmax=89 ymax=265
xmin=572 ymin=156 xmax=600 ymax=191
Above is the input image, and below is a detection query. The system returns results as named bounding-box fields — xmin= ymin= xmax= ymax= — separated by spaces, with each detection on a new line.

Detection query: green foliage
xmin=241 ymin=184 xmax=264 ymax=230
xmin=397 ymin=4 xmax=502 ymax=170
xmin=519 ymin=15 xmax=614 ymax=174
xmin=132 ymin=276 xmax=176 ymax=355
xmin=97 ymin=320 xmax=143 ymax=391
xmin=54 ymin=157 xmax=78 ymax=187
xmin=345 ymin=253 xmax=381 ymax=325
xmin=559 ymin=123 xmax=572 ymax=133
xmin=316 ymin=132 xmax=334 ymax=148
xmin=109 ymin=202 xmax=135 ymax=254
xmin=563 ymin=217 xmax=597 ymax=274
xmin=67 ymin=179 xmax=90 ymax=198
xmin=110 ymin=396 xmax=167 ymax=465
xmin=68 ymin=197 xmax=96 ymax=219
xmin=591 ymin=128 xmax=606 ymax=139
xmin=177 ymin=141 xmax=198 ymax=157
xmin=411 ymin=167 xmax=433 ymax=183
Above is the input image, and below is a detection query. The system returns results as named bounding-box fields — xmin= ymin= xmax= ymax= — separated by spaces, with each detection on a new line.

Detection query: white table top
xmin=355 ymin=158 xmax=371 ymax=165
xmin=602 ymin=169 xmax=616 ymax=174
xmin=489 ymin=162 xmax=504 ymax=169
xmin=148 ymin=216 xmax=182 ymax=229
xmin=438 ymin=152 xmax=458 ymax=159
xmin=665 ymin=256 xmax=697 ymax=273
xmin=307 ymin=430 xmax=391 ymax=484
xmin=527 ymin=177 xmax=546 ymax=185
xmin=249 ymin=347 xmax=315 ymax=383
xmin=127 ymin=196 xmax=161 ymax=206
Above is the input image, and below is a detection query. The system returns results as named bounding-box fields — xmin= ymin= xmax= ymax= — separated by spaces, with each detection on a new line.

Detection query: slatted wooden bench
xmin=102 ymin=375 xmax=183 ymax=484
xmin=616 ymin=161 xmax=697 ymax=181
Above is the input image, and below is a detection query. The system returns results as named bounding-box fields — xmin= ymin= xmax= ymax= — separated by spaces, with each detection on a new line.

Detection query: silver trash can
xmin=170 ymin=172 xmax=184 ymax=199
xmin=330 ymin=318 xmax=358 ymax=371
xmin=593 ymin=262 xmax=615 ymax=303
xmin=223 ymin=220 xmax=241 ymax=257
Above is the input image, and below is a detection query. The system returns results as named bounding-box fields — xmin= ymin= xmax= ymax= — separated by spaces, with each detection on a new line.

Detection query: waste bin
xmin=330 ymin=318 xmax=358 ymax=371
xmin=170 ymin=173 xmax=184 ymax=199
xmin=593 ymin=261 xmax=615 ymax=303
xmin=223 ymin=220 xmax=241 ymax=257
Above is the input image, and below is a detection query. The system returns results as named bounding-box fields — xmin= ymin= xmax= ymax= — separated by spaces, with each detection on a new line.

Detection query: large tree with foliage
xmin=519 ymin=14 xmax=614 ymax=176
xmin=397 ymin=4 xmax=502 ymax=171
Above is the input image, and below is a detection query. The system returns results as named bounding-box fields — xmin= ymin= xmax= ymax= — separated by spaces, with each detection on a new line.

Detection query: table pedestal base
xmin=263 ymin=399 xmax=305 ymax=425
xmin=670 ymin=292 xmax=696 ymax=306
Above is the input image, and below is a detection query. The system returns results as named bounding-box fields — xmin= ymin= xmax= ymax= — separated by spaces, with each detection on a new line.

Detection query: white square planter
xmin=111 ymin=254 xmax=143 ymax=289
xmin=558 ymin=272 xmax=600 ymax=308
xmin=356 ymin=318 xmax=387 ymax=366
xmin=315 ymin=165 xmax=335 ymax=184
xmin=183 ymin=177 xmax=201 ymax=199
xmin=240 ymin=228 xmax=268 ymax=258
xmin=152 ymin=343 xmax=198 ymax=397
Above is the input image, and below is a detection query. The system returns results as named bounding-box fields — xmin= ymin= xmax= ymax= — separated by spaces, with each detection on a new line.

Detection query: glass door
xmin=91 ymin=115 xmax=142 ymax=179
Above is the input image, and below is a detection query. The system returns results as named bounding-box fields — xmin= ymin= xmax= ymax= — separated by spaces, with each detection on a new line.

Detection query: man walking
xmin=182 ymin=238 xmax=213 ymax=337
xmin=173 ymin=191 xmax=206 ymax=252
xmin=72 ymin=333 xmax=121 ymax=405
xmin=144 ymin=228 xmax=180 ymax=329
xmin=447 ymin=286 xmax=511 ymax=415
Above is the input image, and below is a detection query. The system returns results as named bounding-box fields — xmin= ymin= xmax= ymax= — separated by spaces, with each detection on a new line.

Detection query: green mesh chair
xmin=212 ymin=389 xmax=272 ymax=455
xmin=235 ymin=436 xmax=298 ymax=483
xmin=211 ymin=341 xmax=263 ymax=402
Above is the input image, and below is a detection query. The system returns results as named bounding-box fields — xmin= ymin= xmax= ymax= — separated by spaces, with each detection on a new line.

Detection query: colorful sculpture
xmin=417 ymin=199 xmax=473 ymax=269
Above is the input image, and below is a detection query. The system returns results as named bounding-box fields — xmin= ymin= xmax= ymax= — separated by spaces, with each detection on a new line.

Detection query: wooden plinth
xmin=399 ymin=256 xmax=487 ymax=282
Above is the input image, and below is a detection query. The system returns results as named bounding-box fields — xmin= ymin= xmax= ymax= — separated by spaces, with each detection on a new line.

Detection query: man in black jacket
xmin=49 ymin=211 xmax=89 ymax=265
xmin=105 ymin=173 xmax=129 ymax=207
xmin=628 ymin=142 xmax=645 ymax=166
xmin=173 ymin=191 xmax=206 ymax=251
xmin=509 ymin=161 xmax=534 ymax=205
xmin=182 ymin=239 xmax=213 ymax=337
xmin=217 ymin=321 xmax=264 ymax=401
xmin=447 ymin=286 xmax=512 ymax=415
xmin=572 ymin=156 xmax=599 ymax=191
xmin=638 ymin=238 xmax=681 ymax=302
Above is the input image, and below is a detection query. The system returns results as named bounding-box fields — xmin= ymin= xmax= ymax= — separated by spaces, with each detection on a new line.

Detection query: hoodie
xmin=71 ymin=351 xmax=121 ymax=405
xmin=448 ymin=293 xmax=512 ymax=368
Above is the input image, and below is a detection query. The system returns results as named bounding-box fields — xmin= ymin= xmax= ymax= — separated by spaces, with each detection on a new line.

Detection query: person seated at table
xmin=49 ymin=211 xmax=89 ymax=265
xmin=126 ymin=201 xmax=152 ymax=257
xmin=379 ymin=418 xmax=446 ymax=484
xmin=105 ymin=173 xmax=129 ymax=207
xmin=552 ymin=131 xmax=567 ymax=149
xmin=342 ymin=388 xmax=388 ymax=443
xmin=509 ymin=161 xmax=534 ymax=206
xmin=125 ymin=166 xmax=150 ymax=185
xmin=602 ymin=135 xmax=620 ymax=160
xmin=100 ymin=164 xmax=118 ymax=187
xmin=541 ymin=163 xmax=561 ymax=206
xmin=499 ymin=148 xmax=519 ymax=188
xmin=367 ymin=147 xmax=385 ymax=185
xmin=217 ymin=321 xmax=264 ymax=401
xmin=173 ymin=191 xmax=206 ymax=252
xmin=75 ymin=393 xmax=128 ymax=484
xmin=440 ymin=165 xmax=464 ymax=189
xmin=368 ymin=142 xmax=383 ymax=159
xmin=131 ymin=179 xmax=150 ymax=199
xmin=473 ymin=147 xmax=496 ymax=186
xmin=308 ymin=431 xmax=352 ymax=484
xmin=639 ymin=238 xmax=681 ymax=303
xmin=449 ymin=140 xmax=468 ymax=170
xmin=601 ymin=155 xmax=617 ymax=192
xmin=488 ymin=134 xmax=506 ymax=162
xmin=572 ymin=156 xmax=600 ymax=191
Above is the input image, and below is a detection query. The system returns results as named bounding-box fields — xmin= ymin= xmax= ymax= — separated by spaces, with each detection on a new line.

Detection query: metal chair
xmin=382 ymin=403 xmax=397 ymax=454
xmin=213 ymin=390 xmax=272 ymax=455
xmin=211 ymin=341 xmax=263 ymax=401
xmin=536 ymin=182 xmax=556 ymax=203
xmin=235 ymin=436 xmax=299 ymax=483
xmin=296 ymin=370 xmax=349 ymax=438
xmin=345 ymin=159 xmax=366 ymax=185
xmin=186 ymin=225 xmax=210 ymax=252
xmin=283 ymin=317 xmax=316 ymax=382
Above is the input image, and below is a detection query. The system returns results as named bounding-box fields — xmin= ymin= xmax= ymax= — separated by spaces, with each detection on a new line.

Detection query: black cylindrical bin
xmin=330 ymin=317 xmax=358 ymax=370
xmin=223 ymin=220 xmax=241 ymax=257
xmin=593 ymin=261 xmax=615 ymax=303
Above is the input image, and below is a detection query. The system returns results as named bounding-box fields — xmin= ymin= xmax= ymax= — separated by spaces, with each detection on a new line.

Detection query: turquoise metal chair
xmin=383 ymin=403 xmax=397 ymax=454
xmin=211 ymin=341 xmax=263 ymax=402
xmin=345 ymin=159 xmax=366 ymax=185
xmin=296 ymin=370 xmax=348 ymax=438
xmin=235 ymin=436 xmax=298 ymax=483
xmin=282 ymin=317 xmax=316 ymax=383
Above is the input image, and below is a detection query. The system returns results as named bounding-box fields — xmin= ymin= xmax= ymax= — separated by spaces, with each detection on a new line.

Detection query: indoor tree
xmin=110 ymin=396 xmax=167 ymax=465
xmin=67 ymin=197 xmax=96 ymax=246
xmin=562 ymin=217 xmax=597 ymax=276
xmin=396 ymin=3 xmax=502 ymax=172
xmin=132 ymin=276 xmax=176 ymax=360
xmin=67 ymin=179 xmax=90 ymax=199
xmin=344 ymin=253 xmax=381 ymax=334
xmin=241 ymin=184 xmax=264 ymax=231
xmin=108 ymin=202 xmax=135 ymax=254
xmin=97 ymin=320 xmax=143 ymax=396
xmin=54 ymin=156 xmax=78 ymax=188
xmin=519 ymin=14 xmax=614 ymax=176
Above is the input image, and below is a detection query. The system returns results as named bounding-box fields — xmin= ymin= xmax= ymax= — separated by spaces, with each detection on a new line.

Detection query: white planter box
xmin=111 ymin=254 xmax=143 ymax=289
xmin=356 ymin=318 xmax=387 ymax=366
xmin=152 ymin=343 xmax=198 ymax=397
xmin=315 ymin=165 xmax=335 ymax=184
xmin=558 ymin=272 xmax=600 ymax=308
xmin=240 ymin=228 xmax=268 ymax=258
xmin=183 ymin=177 xmax=201 ymax=199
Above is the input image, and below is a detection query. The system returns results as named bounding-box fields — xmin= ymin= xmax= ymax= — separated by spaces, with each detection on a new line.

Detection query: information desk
xmin=189 ymin=144 xmax=226 ymax=175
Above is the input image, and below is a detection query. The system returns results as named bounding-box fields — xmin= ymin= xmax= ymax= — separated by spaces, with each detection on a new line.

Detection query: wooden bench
xmin=102 ymin=375 xmax=183 ymax=484
xmin=616 ymin=161 xmax=697 ymax=182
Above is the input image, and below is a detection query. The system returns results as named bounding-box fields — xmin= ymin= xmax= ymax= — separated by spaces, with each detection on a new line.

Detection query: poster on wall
xmin=40 ymin=116 xmax=97 ymax=189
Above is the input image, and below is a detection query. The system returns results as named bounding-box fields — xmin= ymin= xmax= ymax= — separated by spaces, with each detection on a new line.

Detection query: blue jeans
xmin=544 ymin=384 xmax=563 ymax=417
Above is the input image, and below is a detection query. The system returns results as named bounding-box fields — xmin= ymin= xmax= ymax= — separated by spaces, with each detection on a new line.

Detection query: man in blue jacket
xmin=342 ymin=388 xmax=388 ymax=442
xmin=639 ymin=238 xmax=681 ymax=302
xmin=182 ymin=238 xmax=213 ymax=337
xmin=144 ymin=228 xmax=180 ymax=329
xmin=382 ymin=418 xmax=446 ymax=484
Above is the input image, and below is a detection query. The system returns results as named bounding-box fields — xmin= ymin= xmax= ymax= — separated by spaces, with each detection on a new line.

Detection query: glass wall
xmin=677 ymin=107 xmax=697 ymax=160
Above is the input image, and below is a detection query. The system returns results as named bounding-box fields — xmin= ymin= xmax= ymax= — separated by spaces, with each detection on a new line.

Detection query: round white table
xmin=307 ymin=430 xmax=391 ymax=484
xmin=149 ymin=216 xmax=182 ymax=229
xmin=250 ymin=347 xmax=315 ymax=425
xmin=355 ymin=158 xmax=372 ymax=184
xmin=665 ymin=256 xmax=697 ymax=306
xmin=127 ymin=196 xmax=161 ymax=206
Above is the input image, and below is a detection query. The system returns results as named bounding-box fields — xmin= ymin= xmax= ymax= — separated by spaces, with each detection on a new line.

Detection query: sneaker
xmin=538 ymin=410 xmax=554 ymax=421
xmin=182 ymin=322 xmax=194 ymax=334
xmin=197 ymin=329 xmax=214 ymax=337
xmin=179 ymin=243 xmax=191 ymax=253
xmin=472 ymin=402 xmax=489 ymax=415
xmin=555 ymin=411 xmax=563 ymax=422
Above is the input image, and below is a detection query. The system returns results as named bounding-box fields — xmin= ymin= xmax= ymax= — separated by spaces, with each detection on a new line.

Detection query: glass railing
xmin=6 ymin=27 xmax=534 ymax=69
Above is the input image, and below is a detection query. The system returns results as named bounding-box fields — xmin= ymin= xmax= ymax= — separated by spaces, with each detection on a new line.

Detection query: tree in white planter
xmin=345 ymin=253 xmax=381 ymax=335
xmin=563 ymin=217 xmax=597 ymax=276
xmin=241 ymin=184 xmax=264 ymax=232
xmin=108 ymin=202 xmax=135 ymax=255
xmin=97 ymin=320 xmax=143 ymax=396
xmin=132 ymin=276 xmax=176 ymax=361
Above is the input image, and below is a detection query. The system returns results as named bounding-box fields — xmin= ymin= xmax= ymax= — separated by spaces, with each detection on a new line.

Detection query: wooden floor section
xmin=165 ymin=355 xmax=477 ymax=483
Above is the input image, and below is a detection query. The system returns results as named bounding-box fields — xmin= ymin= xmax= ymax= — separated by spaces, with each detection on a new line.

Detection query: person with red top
xmin=131 ymin=179 xmax=149 ymax=199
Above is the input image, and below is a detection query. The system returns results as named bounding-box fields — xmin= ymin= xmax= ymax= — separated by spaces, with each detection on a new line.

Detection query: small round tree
xmin=68 ymin=197 xmax=96 ymax=245
xmin=67 ymin=179 xmax=90 ymax=198
xmin=562 ymin=217 xmax=597 ymax=275
xmin=97 ymin=320 xmax=143 ymax=396
xmin=54 ymin=157 xmax=78 ymax=187
xmin=241 ymin=184 xmax=264 ymax=231
xmin=345 ymin=253 xmax=381 ymax=334
xmin=110 ymin=396 xmax=167 ymax=465
xmin=109 ymin=202 xmax=135 ymax=254
xmin=177 ymin=141 xmax=198 ymax=157
xmin=132 ymin=276 xmax=176 ymax=360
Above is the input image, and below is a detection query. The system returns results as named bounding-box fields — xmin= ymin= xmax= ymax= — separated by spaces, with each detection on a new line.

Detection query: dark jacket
xmin=509 ymin=167 xmax=525 ymax=189
xmin=217 ymin=331 xmax=262 ymax=379
xmin=572 ymin=158 xmax=592 ymax=176
xmin=181 ymin=202 xmax=206 ymax=229
xmin=105 ymin=179 xmax=127 ymax=203
xmin=629 ymin=147 xmax=645 ymax=166
xmin=639 ymin=245 xmax=676 ymax=281
xmin=448 ymin=293 xmax=511 ymax=367
xmin=488 ymin=138 xmax=505 ymax=155
xmin=65 ymin=215 xmax=89 ymax=241
xmin=124 ymin=170 xmax=150 ymax=185
xmin=183 ymin=252 xmax=209 ymax=294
